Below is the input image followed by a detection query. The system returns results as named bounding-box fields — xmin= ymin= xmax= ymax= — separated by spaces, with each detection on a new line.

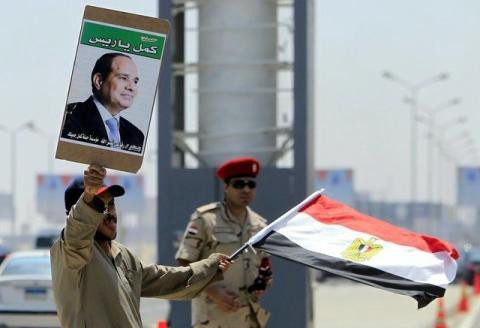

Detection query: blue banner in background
xmin=315 ymin=169 xmax=354 ymax=205
xmin=36 ymin=174 xmax=145 ymax=223
xmin=457 ymin=167 xmax=480 ymax=206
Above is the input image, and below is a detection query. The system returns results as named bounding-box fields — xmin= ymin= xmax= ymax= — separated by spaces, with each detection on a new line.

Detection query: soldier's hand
xmin=217 ymin=254 xmax=232 ymax=273
xmin=83 ymin=164 xmax=106 ymax=202
xmin=207 ymin=253 xmax=233 ymax=273
xmin=206 ymin=286 xmax=240 ymax=313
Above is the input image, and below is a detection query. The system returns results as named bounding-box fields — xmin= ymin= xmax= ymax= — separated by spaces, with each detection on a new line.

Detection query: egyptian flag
xmin=245 ymin=191 xmax=459 ymax=309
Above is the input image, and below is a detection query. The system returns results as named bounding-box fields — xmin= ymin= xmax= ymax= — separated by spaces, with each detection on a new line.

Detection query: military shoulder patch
xmin=187 ymin=223 xmax=199 ymax=235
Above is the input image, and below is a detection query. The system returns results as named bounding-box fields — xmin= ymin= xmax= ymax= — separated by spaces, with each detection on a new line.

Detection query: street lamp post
xmin=424 ymin=98 xmax=461 ymax=205
xmin=408 ymin=97 xmax=461 ymax=204
xmin=30 ymin=125 xmax=54 ymax=173
xmin=11 ymin=122 xmax=36 ymax=237
xmin=439 ymin=131 xmax=470 ymax=198
xmin=0 ymin=125 xmax=12 ymax=238
xmin=412 ymin=98 xmax=461 ymax=235
xmin=0 ymin=124 xmax=7 ymax=191
xmin=436 ymin=118 xmax=469 ymax=205
xmin=382 ymin=71 xmax=449 ymax=216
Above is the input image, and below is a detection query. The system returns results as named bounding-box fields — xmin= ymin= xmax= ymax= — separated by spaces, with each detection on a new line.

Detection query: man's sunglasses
xmin=230 ymin=179 xmax=257 ymax=190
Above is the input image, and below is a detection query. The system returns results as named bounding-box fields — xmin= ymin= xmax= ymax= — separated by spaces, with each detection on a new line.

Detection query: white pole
xmin=198 ymin=0 xmax=278 ymax=165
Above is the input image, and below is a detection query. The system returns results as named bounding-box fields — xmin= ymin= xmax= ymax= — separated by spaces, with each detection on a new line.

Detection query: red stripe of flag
xmin=301 ymin=195 xmax=459 ymax=259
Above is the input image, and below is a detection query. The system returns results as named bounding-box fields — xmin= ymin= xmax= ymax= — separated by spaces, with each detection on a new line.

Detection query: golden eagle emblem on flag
xmin=341 ymin=237 xmax=383 ymax=262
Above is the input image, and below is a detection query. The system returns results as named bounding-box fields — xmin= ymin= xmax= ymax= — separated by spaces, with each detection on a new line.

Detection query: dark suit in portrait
xmin=61 ymin=96 xmax=144 ymax=154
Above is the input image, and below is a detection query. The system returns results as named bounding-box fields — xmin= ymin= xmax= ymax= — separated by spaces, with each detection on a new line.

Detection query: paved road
xmin=1 ymin=282 xmax=473 ymax=328
xmin=141 ymin=278 xmax=472 ymax=328
xmin=455 ymin=293 xmax=480 ymax=328
xmin=313 ymin=278 xmax=476 ymax=328
xmin=140 ymin=278 xmax=480 ymax=328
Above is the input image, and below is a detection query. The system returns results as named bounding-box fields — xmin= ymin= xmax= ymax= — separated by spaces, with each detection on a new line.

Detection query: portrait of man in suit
xmin=61 ymin=53 xmax=145 ymax=153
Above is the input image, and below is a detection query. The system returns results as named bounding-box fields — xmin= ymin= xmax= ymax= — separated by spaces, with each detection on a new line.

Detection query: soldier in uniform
xmin=176 ymin=156 xmax=273 ymax=328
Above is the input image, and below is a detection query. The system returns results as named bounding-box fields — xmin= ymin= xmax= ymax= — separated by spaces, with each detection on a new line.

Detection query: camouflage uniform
xmin=176 ymin=202 xmax=271 ymax=328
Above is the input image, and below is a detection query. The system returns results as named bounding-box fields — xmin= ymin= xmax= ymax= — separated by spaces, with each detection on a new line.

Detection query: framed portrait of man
xmin=56 ymin=6 xmax=169 ymax=173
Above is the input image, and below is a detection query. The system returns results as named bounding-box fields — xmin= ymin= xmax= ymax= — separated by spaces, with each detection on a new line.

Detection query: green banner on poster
xmin=80 ymin=21 xmax=166 ymax=60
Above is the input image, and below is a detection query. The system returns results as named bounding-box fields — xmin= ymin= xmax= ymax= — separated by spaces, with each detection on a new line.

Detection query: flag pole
xmin=229 ymin=244 xmax=250 ymax=261
xmin=228 ymin=189 xmax=324 ymax=261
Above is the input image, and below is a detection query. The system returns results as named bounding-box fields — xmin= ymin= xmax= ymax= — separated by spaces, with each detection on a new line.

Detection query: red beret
xmin=216 ymin=157 xmax=260 ymax=181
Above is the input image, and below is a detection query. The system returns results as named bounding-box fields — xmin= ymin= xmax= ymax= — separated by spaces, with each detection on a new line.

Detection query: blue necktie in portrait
xmin=105 ymin=117 xmax=121 ymax=148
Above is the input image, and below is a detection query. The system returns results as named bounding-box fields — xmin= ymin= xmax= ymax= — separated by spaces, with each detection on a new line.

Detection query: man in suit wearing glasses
xmin=176 ymin=157 xmax=272 ymax=328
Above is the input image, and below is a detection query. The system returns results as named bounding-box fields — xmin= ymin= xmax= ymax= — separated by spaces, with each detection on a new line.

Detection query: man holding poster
xmin=61 ymin=53 xmax=145 ymax=153
xmin=50 ymin=164 xmax=232 ymax=327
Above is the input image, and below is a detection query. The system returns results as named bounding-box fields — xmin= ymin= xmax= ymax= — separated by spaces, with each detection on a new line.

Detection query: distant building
xmin=457 ymin=167 xmax=480 ymax=206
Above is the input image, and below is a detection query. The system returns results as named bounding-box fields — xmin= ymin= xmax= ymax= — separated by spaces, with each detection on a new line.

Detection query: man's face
xmin=96 ymin=56 xmax=139 ymax=114
xmin=224 ymin=177 xmax=257 ymax=208
xmin=95 ymin=193 xmax=118 ymax=241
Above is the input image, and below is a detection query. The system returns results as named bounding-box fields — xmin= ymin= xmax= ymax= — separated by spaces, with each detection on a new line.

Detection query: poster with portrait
xmin=56 ymin=6 xmax=169 ymax=173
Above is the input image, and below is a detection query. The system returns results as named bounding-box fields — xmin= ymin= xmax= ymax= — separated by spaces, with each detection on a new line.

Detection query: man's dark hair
xmin=91 ymin=53 xmax=131 ymax=95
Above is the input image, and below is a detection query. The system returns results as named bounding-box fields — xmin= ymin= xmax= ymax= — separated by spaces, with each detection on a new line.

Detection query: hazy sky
xmin=1 ymin=0 xmax=479 ymax=231
xmin=315 ymin=0 xmax=480 ymax=203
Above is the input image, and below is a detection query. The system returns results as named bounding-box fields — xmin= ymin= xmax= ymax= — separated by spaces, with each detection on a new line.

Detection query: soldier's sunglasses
xmin=230 ymin=179 xmax=257 ymax=190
